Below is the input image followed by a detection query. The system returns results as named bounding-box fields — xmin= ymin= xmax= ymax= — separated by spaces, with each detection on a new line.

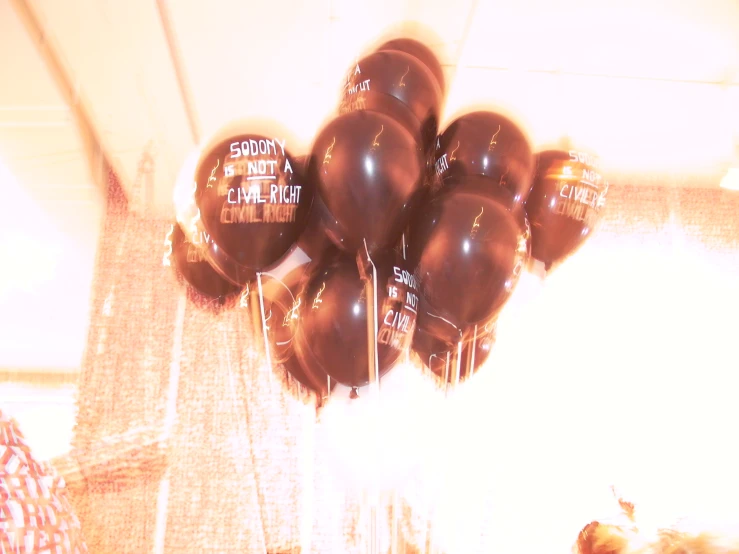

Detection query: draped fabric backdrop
xmin=67 ymin=165 xmax=739 ymax=554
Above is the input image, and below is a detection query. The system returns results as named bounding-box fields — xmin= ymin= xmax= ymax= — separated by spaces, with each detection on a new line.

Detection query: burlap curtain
xmin=68 ymin=170 xmax=739 ymax=553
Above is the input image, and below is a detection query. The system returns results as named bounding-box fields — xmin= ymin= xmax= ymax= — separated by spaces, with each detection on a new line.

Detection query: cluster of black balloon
xmin=166 ymin=35 xmax=609 ymax=402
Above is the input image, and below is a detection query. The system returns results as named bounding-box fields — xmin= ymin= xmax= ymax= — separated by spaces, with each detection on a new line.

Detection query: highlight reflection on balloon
xmin=408 ymin=187 xmax=530 ymax=330
xmin=340 ymin=50 xmax=442 ymax=152
xmin=194 ymin=132 xmax=314 ymax=284
xmin=260 ymin=263 xmax=333 ymax=398
xmin=376 ymin=37 xmax=445 ymax=95
xmin=293 ymin=154 xmax=339 ymax=261
xmin=439 ymin=174 xmax=527 ymax=213
xmin=293 ymin=251 xmax=418 ymax=389
xmin=435 ymin=111 xmax=535 ymax=208
xmin=525 ymin=149 xmax=608 ymax=271
xmin=308 ymin=111 xmax=425 ymax=256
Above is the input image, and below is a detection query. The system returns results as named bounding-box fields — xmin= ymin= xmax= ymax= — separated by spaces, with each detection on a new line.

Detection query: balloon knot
xmin=349 ymin=387 xmax=359 ymax=399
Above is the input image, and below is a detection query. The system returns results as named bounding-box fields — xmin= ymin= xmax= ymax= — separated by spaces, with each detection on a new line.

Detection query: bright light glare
xmin=719 ymin=167 xmax=739 ymax=191
xmin=316 ymin=224 xmax=739 ymax=553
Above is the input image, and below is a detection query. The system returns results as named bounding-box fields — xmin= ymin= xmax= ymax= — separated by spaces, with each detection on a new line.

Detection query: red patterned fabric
xmin=0 ymin=410 xmax=88 ymax=553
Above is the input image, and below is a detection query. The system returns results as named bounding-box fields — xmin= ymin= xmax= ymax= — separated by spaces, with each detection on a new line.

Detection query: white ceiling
xmin=0 ymin=0 xmax=737 ymax=372
xmin=3 ymin=0 xmax=737 ymax=216
xmin=0 ymin=0 xmax=103 ymax=371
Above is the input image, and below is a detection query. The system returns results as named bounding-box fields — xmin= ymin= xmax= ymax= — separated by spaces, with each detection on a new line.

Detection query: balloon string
xmin=362 ymin=240 xmax=380 ymax=554
xmin=256 ymin=272 xmax=274 ymax=386
xmin=453 ymin=340 xmax=463 ymax=388
xmin=363 ymin=242 xmax=381 ymax=389
xmin=467 ymin=324 xmax=478 ymax=379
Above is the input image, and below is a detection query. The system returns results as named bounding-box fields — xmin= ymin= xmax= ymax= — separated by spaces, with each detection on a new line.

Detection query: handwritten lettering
xmin=555 ymin=197 xmax=588 ymax=224
xmin=580 ymin=168 xmax=603 ymax=187
xmin=393 ymin=267 xmax=419 ymax=290
xmin=553 ymin=169 xmax=608 ymax=223
xmin=247 ymin=159 xmax=277 ymax=175
xmin=568 ymin=149 xmax=600 ymax=169
xmin=378 ymin=266 xmax=420 ymax=349
xmin=223 ymin=158 xmax=293 ymax=183
xmin=228 ymin=185 xmax=266 ymax=204
xmin=268 ymin=184 xmax=302 ymax=204
xmin=220 ymin=203 xmax=298 ymax=224
xmin=222 ymin=204 xmax=260 ymax=224
xmin=435 ymin=153 xmax=449 ymax=176
xmin=378 ymin=306 xmax=415 ymax=348
xmin=190 ymin=231 xmax=211 ymax=245
xmin=225 ymin=184 xmax=303 ymax=205
xmin=378 ymin=326 xmax=404 ymax=348
xmin=559 ymin=184 xmax=601 ymax=208
xmin=344 ymin=63 xmax=361 ymax=87
xmin=347 ymin=79 xmax=370 ymax=95
xmin=186 ymin=245 xmax=207 ymax=263
xmin=383 ymin=310 xmax=412 ymax=332
xmin=230 ymin=138 xmax=281 ymax=158
xmin=263 ymin=204 xmax=299 ymax=223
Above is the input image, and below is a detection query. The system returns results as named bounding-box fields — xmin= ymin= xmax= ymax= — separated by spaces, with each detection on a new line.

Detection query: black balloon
xmin=525 ymin=150 xmax=608 ymax=271
xmin=293 ymin=154 xmax=335 ymax=261
xmin=339 ymin=50 xmax=442 ymax=150
xmin=376 ymin=38 xmax=445 ymax=95
xmin=293 ymin=251 xmax=418 ymax=388
xmin=412 ymin=320 xmax=496 ymax=383
xmin=194 ymin=132 xmax=314 ymax=284
xmin=297 ymin=184 xmax=344 ymax=261
xmin=435 ymin=111 xmax=535 ymax=208
xmin=308 ymin=110 xmax=425 ymax=256
xmin=284 ymin=154 xmax=328 ymax=260
xmin=260 ymin=263 xmax=333 ymax=397
xmin=408 ymin=187 xmax=530 ymax=330
xmin=261 ymin=264 xmax=310 ymax=365
xmin=168 ymin=222 xmax=241 ymax=300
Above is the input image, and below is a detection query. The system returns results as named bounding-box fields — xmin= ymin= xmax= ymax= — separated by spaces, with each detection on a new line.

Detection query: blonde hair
xmin=577 ymin=522 xmax=739 ymax=554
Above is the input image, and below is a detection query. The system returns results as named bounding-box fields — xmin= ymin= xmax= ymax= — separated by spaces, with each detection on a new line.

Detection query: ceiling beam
xmin=154 ymin=0 xmax=201 ymax=145
xmin=9 ymin=0 xmax=114 ymax=200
